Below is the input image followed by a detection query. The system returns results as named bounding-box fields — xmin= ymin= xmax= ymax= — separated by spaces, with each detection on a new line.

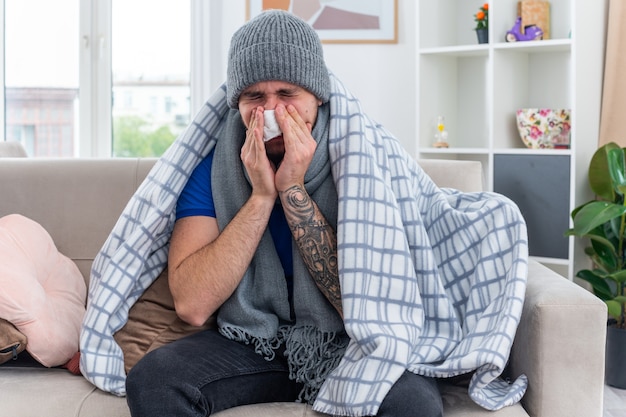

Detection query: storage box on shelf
xmin=416 ymin=0 xmax=608 ymax=279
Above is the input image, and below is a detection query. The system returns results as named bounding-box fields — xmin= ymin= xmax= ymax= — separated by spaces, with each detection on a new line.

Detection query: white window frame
xmin=2 ymin=0 xmax=219 ymax=157
xmin=190 ymin=0 xmax=222 ymax=118
xmin=79 ymin=0 xmax=112 ymax=157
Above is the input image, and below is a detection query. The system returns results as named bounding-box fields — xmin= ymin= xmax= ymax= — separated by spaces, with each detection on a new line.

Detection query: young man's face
xmin=238 ymin=81 xmax=322 ymax=165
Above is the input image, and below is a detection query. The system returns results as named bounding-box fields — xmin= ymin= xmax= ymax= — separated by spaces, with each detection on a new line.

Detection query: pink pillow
xmin=0 ymin=214 xmax=86 ymax=367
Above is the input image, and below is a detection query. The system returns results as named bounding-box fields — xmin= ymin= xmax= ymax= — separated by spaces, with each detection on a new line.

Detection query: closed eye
xmin=277 ymin=88 xmax=300 ymax=97
xmin=241 ymin=91 xmax=264 ymax=101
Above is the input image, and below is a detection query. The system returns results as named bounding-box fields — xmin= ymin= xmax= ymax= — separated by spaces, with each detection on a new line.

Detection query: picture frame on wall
xmin=246 ymin=0 xmax=398 ymax=44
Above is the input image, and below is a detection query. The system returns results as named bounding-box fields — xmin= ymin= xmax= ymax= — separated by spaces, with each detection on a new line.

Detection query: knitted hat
xmin=226 ymin=10 xmax=330 ymax=108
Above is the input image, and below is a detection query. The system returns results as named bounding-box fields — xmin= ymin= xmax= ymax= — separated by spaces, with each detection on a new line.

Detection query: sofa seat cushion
xmin=0 ymin=214 xmax=86 ymax=367
xmin=439 ymin=383 xmax=529 ymax=416
xmin=211 ymin=383 xmax=531 ymax=417
xmin=0 ymin=367 xmax=130 ymax=417
xmin=0 ymin=366 xmax=529 ymax=417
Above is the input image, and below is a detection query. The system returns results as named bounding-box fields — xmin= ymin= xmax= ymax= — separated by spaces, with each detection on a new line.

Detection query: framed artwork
xmin=246 ymin=0 xmax=398 ymax=44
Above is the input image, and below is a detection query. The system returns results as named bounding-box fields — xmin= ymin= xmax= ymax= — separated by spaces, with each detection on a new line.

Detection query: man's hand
xmin=274 ymin=104 xmax=316 ymax=193
xmin=240 ymin=107 xmax=278 ymax=201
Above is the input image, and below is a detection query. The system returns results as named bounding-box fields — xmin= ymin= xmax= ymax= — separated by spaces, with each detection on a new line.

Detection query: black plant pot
xmin=476 ymin=28 xmax=489 ymax=44
xmin=606 ymin=325 xmax=626 ymax=389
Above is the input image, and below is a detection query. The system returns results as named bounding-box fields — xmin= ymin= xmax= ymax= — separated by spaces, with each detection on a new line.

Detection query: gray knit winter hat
xmin=226 ymin=10 xmax=330 ymax=108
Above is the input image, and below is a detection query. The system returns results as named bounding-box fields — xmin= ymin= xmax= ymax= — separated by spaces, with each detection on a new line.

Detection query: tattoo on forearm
xmin=282 ymin=185 xmax=343 ymax=317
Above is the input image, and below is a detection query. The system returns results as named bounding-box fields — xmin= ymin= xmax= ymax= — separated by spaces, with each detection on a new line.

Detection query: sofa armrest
xmin=510 ymin=260 xmax=606 ymax=417
xmin=0 ymin=141 xmax=28 ymax=157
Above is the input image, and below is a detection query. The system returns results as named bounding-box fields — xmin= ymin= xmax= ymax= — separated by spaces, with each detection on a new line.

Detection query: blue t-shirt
xmin=175 ymin=151 xmax=293 ymax=277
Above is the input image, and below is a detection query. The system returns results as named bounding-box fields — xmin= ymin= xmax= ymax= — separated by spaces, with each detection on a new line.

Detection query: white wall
xmin=212 ymin=0 xmax=417 ymax=155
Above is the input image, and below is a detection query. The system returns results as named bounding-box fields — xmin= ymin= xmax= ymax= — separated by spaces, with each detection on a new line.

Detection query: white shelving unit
xmin=416 ymin=0 xmax=608 ymax=279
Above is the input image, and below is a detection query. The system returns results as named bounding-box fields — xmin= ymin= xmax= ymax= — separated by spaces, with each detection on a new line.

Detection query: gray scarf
xmin=211 ymin=103 xmax=348 ymax=402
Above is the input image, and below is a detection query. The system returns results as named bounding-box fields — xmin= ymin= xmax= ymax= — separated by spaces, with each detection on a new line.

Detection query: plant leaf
xmin=608 ymin=216 xmax=622 ymax=241
xmin=588 ymin=238 xmax=619 ymax=271
xmin=608 ymin=147 xmax=626 ymax=196
xmin=571 ymin=201 xmax=626 ymax=235
xmin=586 ymin=227 xmax=617 ymax=252
xmin=609 ymin=270 xmax=626 ymax=285
xmin=583 ymin=224 xmax=619 ymax=272
xmin=576 ymin=269 xmax=615 ymax=300
xmin=613 ymin=295 xmax=626 ymax=304
xmin=584 ymin=247 xmax=616 ymax=273
xmin=589 ymin=142 xmax=621 ymax=200
xmin=606 ymin=300 xmax=623 ymax=320
xmin=568 ymin=201 xmax=593 ymax=223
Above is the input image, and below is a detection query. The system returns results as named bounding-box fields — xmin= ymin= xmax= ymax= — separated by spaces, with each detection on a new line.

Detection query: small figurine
xmin=505 ymin=17 xmax=543 ymax=42
xmin=433 ymin=116 xmax=449 ymax=148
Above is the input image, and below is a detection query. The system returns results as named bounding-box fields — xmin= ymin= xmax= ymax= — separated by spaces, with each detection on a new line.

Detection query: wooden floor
xmin=604 ymin=384 xmax=626 ymax=417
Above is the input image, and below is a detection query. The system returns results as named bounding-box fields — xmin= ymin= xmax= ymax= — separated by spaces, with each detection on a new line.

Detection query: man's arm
xmin=280 ymin=184 xmax=342 ymax=318
xmin=170 ymin=105 xmax=278 ymax=326
xmin=168 ymin=194 xmax=275 ymax=326
xmin=272 ymin=104 xmax=342 ymax=317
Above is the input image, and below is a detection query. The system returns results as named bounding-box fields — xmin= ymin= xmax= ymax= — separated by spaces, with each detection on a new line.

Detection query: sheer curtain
xmin=599 ymin=0 xmax=626 ymax=147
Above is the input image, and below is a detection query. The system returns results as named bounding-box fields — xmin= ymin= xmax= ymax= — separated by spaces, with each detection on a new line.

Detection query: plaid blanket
xmin=80 ymin=74 xmax=528 ymax=416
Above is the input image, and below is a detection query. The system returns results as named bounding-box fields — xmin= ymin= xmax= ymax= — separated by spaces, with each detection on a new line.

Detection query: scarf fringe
xmin=220 ymin=325 xmax=348 ymax=404
xmin=280 ymin=325 xmax=348 ymax=404
xmin=218 ymin=326 xmax=282 ymax=360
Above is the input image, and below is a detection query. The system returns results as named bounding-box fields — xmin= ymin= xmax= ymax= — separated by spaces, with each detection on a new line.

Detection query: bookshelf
xmin=416 ymin=0 xmax=608 ymax=279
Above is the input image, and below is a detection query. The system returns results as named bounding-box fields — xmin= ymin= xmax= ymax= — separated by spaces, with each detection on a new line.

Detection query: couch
xmin=0 ymin=155 xmax=607 ymax=417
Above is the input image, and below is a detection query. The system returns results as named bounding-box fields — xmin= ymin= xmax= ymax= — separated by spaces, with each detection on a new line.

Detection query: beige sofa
xmin=0 ymin=156 xmax=607 ymax=417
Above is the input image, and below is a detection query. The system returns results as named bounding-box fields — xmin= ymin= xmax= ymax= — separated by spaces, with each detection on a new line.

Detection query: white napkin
xmin=263 ymin=110 xmax=282 ymax=142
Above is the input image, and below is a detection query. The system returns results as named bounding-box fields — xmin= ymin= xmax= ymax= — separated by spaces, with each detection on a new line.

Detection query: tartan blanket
xmin=80 ymin=74 xmax=529 ymax=416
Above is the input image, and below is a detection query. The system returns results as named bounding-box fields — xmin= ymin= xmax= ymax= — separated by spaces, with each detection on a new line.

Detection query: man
xmin=81 ymin=8 xmax=528 ymax=417
xmin=125 ymin=10 xmax=443 ymax=417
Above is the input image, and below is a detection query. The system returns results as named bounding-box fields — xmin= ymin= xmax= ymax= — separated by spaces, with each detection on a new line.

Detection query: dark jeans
xmin=126 ymin=329 xmax=443 ymax=417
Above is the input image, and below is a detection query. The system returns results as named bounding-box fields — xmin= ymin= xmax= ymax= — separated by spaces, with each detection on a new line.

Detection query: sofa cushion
xmin=113 ymin=268 xmax=215 ymax=373
xmin=0 ymin=214 xmax=86 ymax=367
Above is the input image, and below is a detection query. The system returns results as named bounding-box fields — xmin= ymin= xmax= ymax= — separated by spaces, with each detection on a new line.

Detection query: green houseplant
xmin=566 ymin=141 xmax=626 ymax=388
xmin=566 ymin=142 xmax=626 ymax=328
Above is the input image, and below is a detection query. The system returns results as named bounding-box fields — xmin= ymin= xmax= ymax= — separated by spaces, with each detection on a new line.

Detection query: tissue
xmin=263 ymin=110 xmax=282 ymax=142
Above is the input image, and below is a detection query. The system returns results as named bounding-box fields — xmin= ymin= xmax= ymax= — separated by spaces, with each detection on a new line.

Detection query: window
xmin=5 ymin=0 xmax=79 ymax=157
xmin=2 ymin=0 xmax=216 ymax=157
xmin=111 ymin=0 xmax=190 ymax=157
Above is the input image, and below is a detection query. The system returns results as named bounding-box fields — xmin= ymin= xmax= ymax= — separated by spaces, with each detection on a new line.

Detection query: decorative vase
xmin=476 ymin=28 xmax=489 ymax=44
xmin=606 ymin=325 xmax=626 ymax=389
xmin=516 ymin=108 xmax=571 ymax=149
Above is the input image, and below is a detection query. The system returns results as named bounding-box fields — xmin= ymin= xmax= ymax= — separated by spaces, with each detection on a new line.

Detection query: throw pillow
xmin=0 ymin=214 xmax=86 ymax=367
xmin=114 ymin=267 xmax=215 ymax=373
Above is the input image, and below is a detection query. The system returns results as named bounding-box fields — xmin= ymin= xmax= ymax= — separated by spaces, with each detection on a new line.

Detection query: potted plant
xmin=566 ymin=141 xmax=626 ymax=389
xmin=474 ymin=3 xmax=489 ymax=44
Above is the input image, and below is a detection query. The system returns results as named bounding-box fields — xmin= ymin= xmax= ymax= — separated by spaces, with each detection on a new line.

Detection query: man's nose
xmin=263 ymin=95 xmax=284 ymax=110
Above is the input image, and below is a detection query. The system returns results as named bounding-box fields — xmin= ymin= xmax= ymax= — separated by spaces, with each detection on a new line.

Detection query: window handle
xmin=81 ymin=36 xmax=105 ymax=60
xmin=99 ymin=36 xmax=105 ymax=60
